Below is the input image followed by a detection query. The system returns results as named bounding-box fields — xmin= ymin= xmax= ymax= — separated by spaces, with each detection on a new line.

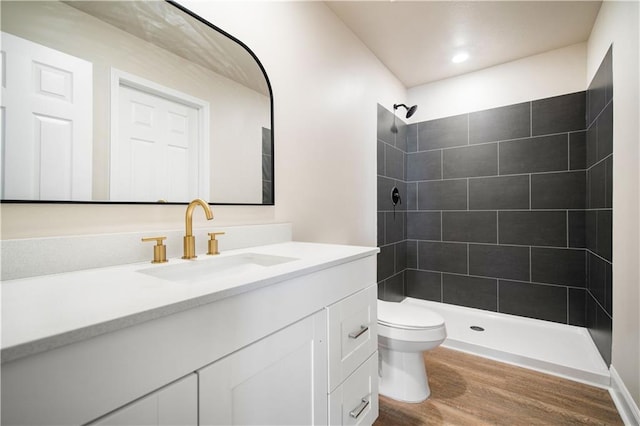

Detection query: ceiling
xmin=326 ymin=1 xmax=602 ymax=89
xmin=67 ymin=1 xmax=269 ymax=95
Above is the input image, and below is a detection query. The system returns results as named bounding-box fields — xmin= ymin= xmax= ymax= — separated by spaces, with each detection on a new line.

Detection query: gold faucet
xmin=182 ymin=198 xmax=213 ymax=259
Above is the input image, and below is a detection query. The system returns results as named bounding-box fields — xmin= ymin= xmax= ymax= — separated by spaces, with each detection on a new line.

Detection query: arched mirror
xmin=0 ymin=0 xmax=274 ymax=205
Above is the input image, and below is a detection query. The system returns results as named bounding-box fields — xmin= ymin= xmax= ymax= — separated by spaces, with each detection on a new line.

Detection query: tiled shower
xmin=377 ymin=48 xmax=613 ymax=364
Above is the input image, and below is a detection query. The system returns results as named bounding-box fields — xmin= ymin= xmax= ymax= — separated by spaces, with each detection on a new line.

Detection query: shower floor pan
xmin=405 ymin=297 xmax=610 ymax=388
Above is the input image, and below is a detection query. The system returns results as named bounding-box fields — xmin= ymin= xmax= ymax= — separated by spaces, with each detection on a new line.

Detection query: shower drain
xmin=470 ymin=325 xmax=485 ymax=332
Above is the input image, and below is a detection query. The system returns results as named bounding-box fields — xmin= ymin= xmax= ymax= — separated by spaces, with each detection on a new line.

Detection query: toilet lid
xmin=378 ymin=300 xmax=445 ymax=330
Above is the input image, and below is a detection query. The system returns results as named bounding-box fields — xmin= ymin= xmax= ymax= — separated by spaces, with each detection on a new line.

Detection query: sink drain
xmin=470 ymin=326 xmax=485 ymax=332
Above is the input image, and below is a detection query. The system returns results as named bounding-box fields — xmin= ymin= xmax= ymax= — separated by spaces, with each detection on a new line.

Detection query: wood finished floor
xmin=374 ymin=347 xmax=623 ymax=426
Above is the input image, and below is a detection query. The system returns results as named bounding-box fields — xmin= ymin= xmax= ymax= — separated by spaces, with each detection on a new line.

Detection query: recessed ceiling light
xmin=452 ymin=52 xmax=469 ymax=63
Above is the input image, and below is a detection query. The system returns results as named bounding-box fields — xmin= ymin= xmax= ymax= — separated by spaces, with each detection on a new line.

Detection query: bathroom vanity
xmin=1 ymin=241 xmax=379 ymax=425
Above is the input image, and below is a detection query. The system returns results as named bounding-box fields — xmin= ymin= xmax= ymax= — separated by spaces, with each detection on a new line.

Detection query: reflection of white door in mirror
xmin=1 ymin=32 xmax=92 ymax=201
xmin=109 ymin=70 xmax=210 ymax=203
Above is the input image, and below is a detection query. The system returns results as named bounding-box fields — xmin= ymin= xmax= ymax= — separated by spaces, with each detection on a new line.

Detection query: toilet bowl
xmin=377 ymin=299 xmax=447 ymax=403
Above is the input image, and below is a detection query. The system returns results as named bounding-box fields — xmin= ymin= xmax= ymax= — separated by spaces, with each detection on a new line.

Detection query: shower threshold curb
xmin=442 ymin=339 xmax=610 ymax=389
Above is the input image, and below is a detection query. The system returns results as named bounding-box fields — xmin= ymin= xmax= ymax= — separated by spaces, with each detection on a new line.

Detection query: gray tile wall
xmin=585 ymin=47 xmax=613 ymax=365
xmin=403 ymin=91 xmax=589 ymax=327
xmin=377 ymin=104 xmax=408 ymax=302
xmin=377 ymin=56 xmax=613 ymax=364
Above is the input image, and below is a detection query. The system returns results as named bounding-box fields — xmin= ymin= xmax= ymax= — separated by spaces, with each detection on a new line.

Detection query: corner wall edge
xmin=609 ymin=365 xmax=640 ymax=426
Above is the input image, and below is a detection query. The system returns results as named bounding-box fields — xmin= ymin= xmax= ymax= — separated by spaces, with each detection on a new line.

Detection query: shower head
xmin=394 ymin=103 xmax=418 ymax=119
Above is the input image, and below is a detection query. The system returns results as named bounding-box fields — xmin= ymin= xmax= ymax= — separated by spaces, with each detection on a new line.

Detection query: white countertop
xmin=1 ymin=242 xmax=378 ymax=363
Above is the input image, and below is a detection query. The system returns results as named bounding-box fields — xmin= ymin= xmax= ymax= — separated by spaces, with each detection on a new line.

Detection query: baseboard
xmin=609 ymin=366 xmax=640 ymax=425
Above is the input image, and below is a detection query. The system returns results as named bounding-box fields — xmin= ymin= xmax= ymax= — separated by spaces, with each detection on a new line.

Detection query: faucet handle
xmin=207 ymin=232 xmax=225 ymax=256
xmin=142 ymin=236 xmax=168 ymax=264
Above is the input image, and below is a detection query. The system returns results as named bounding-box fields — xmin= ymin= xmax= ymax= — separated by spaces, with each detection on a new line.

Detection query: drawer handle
xmin=349 ymin=398 xmax=370 ymax=419
xmin=348 ymin=325 xmax=369 ymax=339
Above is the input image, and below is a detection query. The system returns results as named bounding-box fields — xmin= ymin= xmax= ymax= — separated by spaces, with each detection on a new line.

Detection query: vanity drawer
xmin=327 ymin=284 xmax=377 ymax=392
xmin=328 ymin=352 xmax=379 ymax=426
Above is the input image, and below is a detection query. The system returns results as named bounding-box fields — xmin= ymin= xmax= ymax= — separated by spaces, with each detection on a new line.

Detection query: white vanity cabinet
xmin=197 ymin=284 xmax=379 ymax=426
xmin=327 ymin=285 xmax=379 ymax=425
xmin=329 ymin=354 xmax=378 ymax=425
xmin=198 ymin=311 xmax=328 ymax=425
xmin=89 ymin=374 xmax=197 ymax=426
xmin=327 ymin=285 xmax=377 ymax=390
xmin=1 ymin=243 xmax=378 ymax=426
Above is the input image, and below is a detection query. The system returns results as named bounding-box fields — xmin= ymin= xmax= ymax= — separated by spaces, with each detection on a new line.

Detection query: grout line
xmin=412 ymin=130 xmax=580 ymax=154
xmin=467 ymin=113 xmax=470 ymax=145
xmin=404 ymin=268 xmax=408 ymax=297
xmin=496 ymin=211 xmax=499 ymax=244
xmin=440 ymin=272 xmax=444 ymax=302
xmin=586 ymin=168 xmax=591 ymax=209
xmin=383 ymin=212 xmax=387 ymax=246
xmin=567 ymin=134 xmax=571 ymax=170
xmin=594 ymin=120 xmax=600 ymax=171
xmin=408 ymin=238 xmax=585 ymax=251
xmin=604 ymin=159 xmax=608 ymax=208
xmin=587 ymin=97 xmax=613 ymax=129
xmin=587 ymin=289 xmax=614 ymax=319
xmin=497 ymin=141 xmax=501 ymax=176
xmin=383 ymin=142 xmax=387 ymax=177
xmin=586 ymin=247 xmax=612 ymax=264
xmin=417 ymin=268 xmax=587 ymax=289
xmin=529 ymin=174 xmax=532 ymax=210
xmin=440 ymin=211 xmax=443 ymax=241
xmin=585 ymin=147 xmax=613 ymax=172
xmin=466 ymin=243 xmax=470 ymax=274
xmin=466 ymin=178 xmax=469 ymax=210
xmin=566 ymin=211 xmax=570 ymax=248
xmin=392 ymin=241 xmax=397 ymax=274
xmin=408 ymin=169 xmax=588 ymax=184
xmin=566 ymin=287 xmax=570 ymax=324
xmin=595 ymin=210 xmax=599 ymax=258
xmin=403 ymin=149 xmax=407 ymax=182
xmin=529 ymin=246 xmax=532 ymax=282
xmin=496 ymin=280 xmax=500 ymax=313
xmin=529 ymin=101 xmax=533 ymax=136
xmin=390 ymin=208 xmax=587 ymax=213
xmin=585 ymin=250 xmax=589 ymax=294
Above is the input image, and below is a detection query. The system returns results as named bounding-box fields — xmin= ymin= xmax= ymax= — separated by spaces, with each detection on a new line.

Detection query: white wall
xmin=0 ymin=1 xmax=405 ymax=244
xmin=587 ymin=0 xmax=640 ymax=410
xmin=408 ymin=43 xmax=586 ymax=121
xmin=210 ymin=85 xmax=269 ymax=204
xmin=177 ymin=1 xmax=406 ymax=246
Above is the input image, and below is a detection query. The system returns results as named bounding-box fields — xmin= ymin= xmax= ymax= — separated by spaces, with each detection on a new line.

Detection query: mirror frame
xmin=0 ymin=0 xmax=274 ymax=206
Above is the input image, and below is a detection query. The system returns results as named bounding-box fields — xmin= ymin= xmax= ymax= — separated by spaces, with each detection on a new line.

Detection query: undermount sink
xmin=137 ymin=253 xmax=298 ymax=283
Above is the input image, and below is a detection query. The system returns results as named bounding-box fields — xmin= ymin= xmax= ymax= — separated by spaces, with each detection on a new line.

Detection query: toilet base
xmin=378 ymin=346 xmax=430 ymax=403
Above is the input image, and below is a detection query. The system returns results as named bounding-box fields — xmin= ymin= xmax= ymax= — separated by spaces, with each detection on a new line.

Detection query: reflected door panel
xmin=112 ymin=84 xmax=199 ymax=202
xmin=1 ymin=32 xmax=92 ymax=200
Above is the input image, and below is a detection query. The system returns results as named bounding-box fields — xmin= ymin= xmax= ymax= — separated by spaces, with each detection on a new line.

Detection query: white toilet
xmin=377 ymin=299 xmax=447 ymax=403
